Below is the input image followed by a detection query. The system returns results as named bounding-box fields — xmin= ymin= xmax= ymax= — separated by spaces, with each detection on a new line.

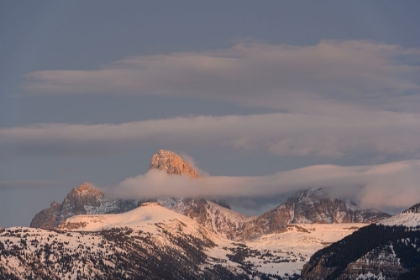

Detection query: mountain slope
xmin=379 ymin=203 xmax=420 ymax=228
xmin=3 ymin=203 xmax=365 ymax=279
xmin=301 ymin=203 xmax=420 ymax=280
xmin=3 ymin=203 xmax=245 ymax=280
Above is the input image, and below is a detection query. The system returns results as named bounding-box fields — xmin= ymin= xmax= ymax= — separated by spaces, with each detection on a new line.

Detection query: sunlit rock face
xmin=149 ymin=149 xmax=200 ymax=178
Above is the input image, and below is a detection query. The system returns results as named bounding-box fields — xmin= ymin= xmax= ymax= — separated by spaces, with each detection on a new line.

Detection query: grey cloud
xmin=24 ymin=40 xmax=420 ymax=113
xmin=105 ymin=160 xmax=420 ymax=211
xmin=1 ymin=110 xmax=420 ymax=159
xmin=0 ymin=180 xmax=57 ymax=190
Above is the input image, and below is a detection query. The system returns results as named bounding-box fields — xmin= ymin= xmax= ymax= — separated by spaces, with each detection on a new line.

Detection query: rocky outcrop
xmin=160 ymin=198 xmax=254 ymax=240
xmin=342 ymin=246 xmax=409 ymax=280
xmin=149 ymin=149 xmax=200 ymax=178
xmin=30 ymin=182 xmax=139 ymax=229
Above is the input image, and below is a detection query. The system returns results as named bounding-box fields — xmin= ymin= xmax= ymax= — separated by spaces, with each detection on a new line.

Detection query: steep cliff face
xmin=149 ymin=149 xmax=200 ymax=178
xmin=301 ymin=203 xmax=420 ymax=280
xmin=30 ymin=183 xmax=139 ymax=229
xmin=30 ymin=201 xmax=62 ymax=229
xmin=160 ymin=197 xmax=255 ymax=240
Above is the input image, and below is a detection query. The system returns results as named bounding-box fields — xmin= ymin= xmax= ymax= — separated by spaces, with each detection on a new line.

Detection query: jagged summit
xmin=293 ymin=188 xmax=326 ymax=200
xmin=403 ymin=202 xmax=420 ymax=214
xmin=76 ymin=182 xmax=93 ymax=191
xmin=68 ymin=182 xmax=102 ymax=197
xmin=149 ymin=149 xmax=200 ymax=178
xmin=379 ymin=202 xmax=420 ymax=227
xmin=30 ymin=182 xmax=139 ymax=229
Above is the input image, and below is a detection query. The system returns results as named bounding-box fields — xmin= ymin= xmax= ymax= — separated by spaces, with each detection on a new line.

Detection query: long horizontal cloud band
xmin=24 ymin=40 xmax=420 ymax=112
xmin=1 ymin=111 xmax=419 ymax=158
xmin=107 ymin=160 xmax=420 ymax=210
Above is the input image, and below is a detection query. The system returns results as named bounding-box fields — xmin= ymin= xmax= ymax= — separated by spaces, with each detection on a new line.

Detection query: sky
xmin=1 ymin=1 xmax=420 ymax=227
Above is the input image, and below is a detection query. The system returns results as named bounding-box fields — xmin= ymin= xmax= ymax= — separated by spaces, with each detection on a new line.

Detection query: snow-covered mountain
xmin=2 ymin=202 xmax=365 ymax=279
xmin=301 ymin=202 xmax=420 ymax=280
xmin=30 ymin=182 xmax=140 ymax=229
xmin=159 ymin=190 xmax=389 ymax=241
xmin=379 ymin=202 xmax=420 ymax=228
xmin=31 ymin=150 xmax=390 ymax=240
xmin=238 ymin=188 xmax=390 ymax=240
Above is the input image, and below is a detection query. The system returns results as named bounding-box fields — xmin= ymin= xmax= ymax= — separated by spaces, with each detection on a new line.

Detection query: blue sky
xmin=1 ymin=1 xmax=420 ymax=227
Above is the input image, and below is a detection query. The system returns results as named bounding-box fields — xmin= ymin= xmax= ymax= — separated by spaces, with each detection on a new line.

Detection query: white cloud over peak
xmin=106 ymin=160 xmax=420 ymax=211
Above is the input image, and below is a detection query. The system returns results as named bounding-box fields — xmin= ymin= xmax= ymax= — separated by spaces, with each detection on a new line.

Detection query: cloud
xmin=1 ymin=110 xmax=420 ymax=159
xmin=176 ymin=152 xmax=209 ymax=176
xmin=24 ymin=40 xmax=420 ymax=113
xmin=0 ymin=180 xmax=57 ymax=190
xmin=105 ymin=160 xmax=420 ymax=211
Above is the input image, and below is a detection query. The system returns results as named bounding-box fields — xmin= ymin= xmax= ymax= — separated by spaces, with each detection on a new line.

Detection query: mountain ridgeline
xmin=301 ymin=207 xmax=420 ymax=280
xmin=6 ymin=150 xmax=420 ymax=279
xmin=31 ymin=149 xmax=390 ymax=240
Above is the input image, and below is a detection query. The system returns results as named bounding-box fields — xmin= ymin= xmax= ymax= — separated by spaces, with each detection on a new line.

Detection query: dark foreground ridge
xmin=301 ymin=203 xmax=420 ymax=280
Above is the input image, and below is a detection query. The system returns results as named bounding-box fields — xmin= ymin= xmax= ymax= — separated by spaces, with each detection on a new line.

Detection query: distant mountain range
xmin=8 ymin=149 xmax=416 ymax=279
xmin=3 ymin=201 xmax=419 ymax=279
xmin=2 ymin=201 xmax=371 ymax=279
xmin=30 ymin=149 xmax=390 ymax=240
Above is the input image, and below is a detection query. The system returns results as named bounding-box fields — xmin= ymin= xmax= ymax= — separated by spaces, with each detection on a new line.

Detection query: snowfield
xmin=379 ymin=212 xmax=420 ymax=228
xmin=57 ymin=202 xmax=365 ymax=277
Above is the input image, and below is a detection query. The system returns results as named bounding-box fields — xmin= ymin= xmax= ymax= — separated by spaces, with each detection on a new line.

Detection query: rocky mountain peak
xmin=76 ymin=182 xmax=92 ymax=191
xmin=149 ymin=149 xmax=200 ymax=178
xmin=402 ymin=202 xmax=420 ymax=214
xmin=68 ymin=182 xmax=102 ymax=198
xmin=293 ymin=188 xmax=326 ymax=200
